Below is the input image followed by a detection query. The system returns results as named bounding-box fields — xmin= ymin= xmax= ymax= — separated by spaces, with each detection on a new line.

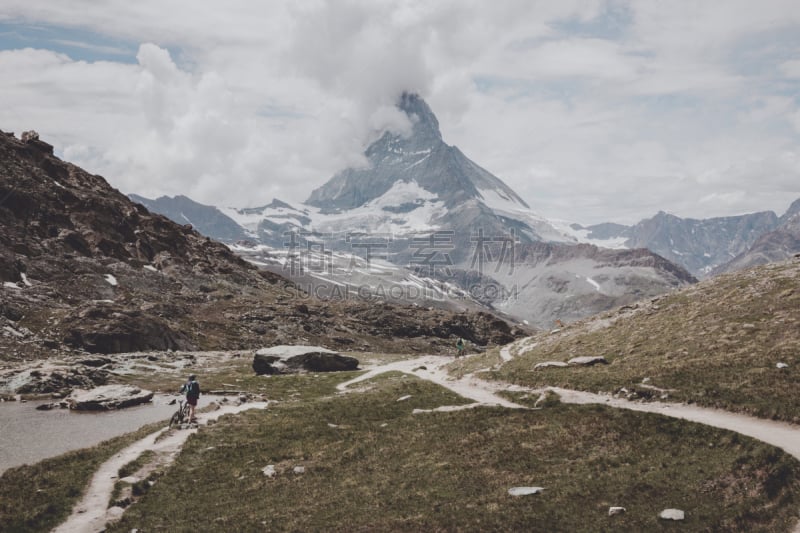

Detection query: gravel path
xmin=52 ymin=401 xmax=268 ymax=533
xmin=342 ymin=352 xmax=800 ymax=533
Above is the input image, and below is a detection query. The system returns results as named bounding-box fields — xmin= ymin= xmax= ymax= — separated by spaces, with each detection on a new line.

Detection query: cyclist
xmin=179 ymin=374 xmax=201 ymax=422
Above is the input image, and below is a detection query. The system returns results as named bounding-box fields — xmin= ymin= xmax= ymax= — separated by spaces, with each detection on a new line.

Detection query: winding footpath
xmin=54 ymin=343 xmax=800 ymax=532
xmin=53 ymin=401 xmax=268 ymax=533
xmin=341 ymin=347 xmax=800 ymax=532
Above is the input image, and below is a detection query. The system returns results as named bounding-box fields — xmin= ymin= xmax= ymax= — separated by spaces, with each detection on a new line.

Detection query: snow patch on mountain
xmin=312 ymin=181 xmax=444 ymax=235
xmin=547 ymin=219 xmax=630 ymax=249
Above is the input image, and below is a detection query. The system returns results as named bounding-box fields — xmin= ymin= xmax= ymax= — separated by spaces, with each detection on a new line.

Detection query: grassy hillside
xmin=103 ymin=370 xmax=800 ymax=532
xmin=485 ymin=258 xmax=800 ymax=422
xmin=3 ymin=354 xmax=799 ymax=531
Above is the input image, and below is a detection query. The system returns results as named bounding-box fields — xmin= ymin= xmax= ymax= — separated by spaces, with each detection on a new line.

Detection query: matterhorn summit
xmin=304 ymin=92 xmax=568 ymax=244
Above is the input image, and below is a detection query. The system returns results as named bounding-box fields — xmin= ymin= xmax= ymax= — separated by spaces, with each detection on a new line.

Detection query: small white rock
xmin=508 ymin=487 xmax=544 ymax=496
xmin=534 ymin=361 xmax=568 ymax=369
xmin=608 ymin=506 xmax=626 ymax=516
xmin=293 ymin=466 xmax=305 ymax=474
xmin=396 ymin=395 xmax=412 ymax=402
xmin=262 ymin=465 xmax=276 ymax=478
xmin=776 ymin=362 xmax=789 ymax=369
xmin=659 ymin=508 xmax=685 ymax=521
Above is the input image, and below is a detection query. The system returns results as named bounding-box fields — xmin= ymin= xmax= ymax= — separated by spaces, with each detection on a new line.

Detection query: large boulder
xmin=67 ymin=384 xmax=153 ymax=410
xmin=253 ymin=345 xmax=359 ymax=375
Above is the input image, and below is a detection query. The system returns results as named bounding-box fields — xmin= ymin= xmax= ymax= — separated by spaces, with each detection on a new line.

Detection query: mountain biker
xmin=456 ymin=337 xmax=465 ymax=357
xmin=180 ymin=374 xmax=201 ymax=422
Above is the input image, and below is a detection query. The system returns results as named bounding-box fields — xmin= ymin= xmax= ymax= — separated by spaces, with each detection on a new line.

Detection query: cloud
xmin=0 ymin=1 xmax=799 ymax=224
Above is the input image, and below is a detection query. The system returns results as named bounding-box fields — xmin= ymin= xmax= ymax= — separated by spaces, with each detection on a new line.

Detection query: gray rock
xmin=253 ymin=345 xmax=358 ymax=375
xmin=659 ymin=509 xmax=685 ymax=521
xmin=534 ymin=361 xmax=568 ymax=369
xmin=568 ymin=356 xmax=608 ymax=366
xmin=67 ymin=385 xmax=154 ymax=410
xmin=777 ymin=362 xmax=789 ymax=369
xmin=508 ymin=487 xmax=544 ymax=496
xmin=608 ymin=507 xmax=626 ymax=516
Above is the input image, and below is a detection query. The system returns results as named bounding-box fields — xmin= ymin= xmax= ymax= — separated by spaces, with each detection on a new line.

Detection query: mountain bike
xmin=169 ymin=398 xmax=190 ymax=428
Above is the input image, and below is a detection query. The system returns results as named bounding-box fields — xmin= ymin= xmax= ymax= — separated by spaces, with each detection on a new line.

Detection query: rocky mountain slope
xmin=0 ymin=129 xmax=523 ymax=362
xmin=573 ymin=209 xmax=784 ymax=278
xmin=133 ymin=94 xmax=695 ymax=329
xmin=711 ymin=199 xmax=800 ymax=275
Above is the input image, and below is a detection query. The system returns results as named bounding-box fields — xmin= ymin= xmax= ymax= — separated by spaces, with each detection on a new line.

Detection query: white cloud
xmin=0 ymin=1 xmax=798 ymax=223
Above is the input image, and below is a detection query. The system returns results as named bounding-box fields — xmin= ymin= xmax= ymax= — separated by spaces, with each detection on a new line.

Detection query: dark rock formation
xmin=253 ymin=345 xmax=359 ymax=375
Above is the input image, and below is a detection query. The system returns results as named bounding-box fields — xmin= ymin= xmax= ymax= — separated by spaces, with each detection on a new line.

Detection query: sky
xmin=1 ymin=1 xmax=799 ymax=225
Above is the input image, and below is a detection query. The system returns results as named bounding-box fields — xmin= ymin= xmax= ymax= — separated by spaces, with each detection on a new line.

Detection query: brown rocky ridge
xmin=0 ymin=129 xmax=524 ymax=363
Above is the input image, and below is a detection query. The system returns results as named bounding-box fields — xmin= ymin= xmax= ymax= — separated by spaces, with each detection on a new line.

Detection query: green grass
xmin=0 ymin=421 xmax=166 ymax=533
xmin=109 ymin=373 xmax=800 ymax=532
xmin=484 ymin=261 xmax=800 ymax=422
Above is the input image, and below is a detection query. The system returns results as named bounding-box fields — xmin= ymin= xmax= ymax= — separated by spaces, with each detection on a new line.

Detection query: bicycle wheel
xmin=169 ymin=410 xmax=182 ymax=428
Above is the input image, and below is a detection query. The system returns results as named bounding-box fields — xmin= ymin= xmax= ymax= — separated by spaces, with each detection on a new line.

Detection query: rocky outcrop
xmin=66 ymin=385 xmax=153 ymax=410
xmin=567 ymin=356 xmax=608 ymax=366
xmin=62 ymin=305 xmax=193 ymax=354
xmin=7 ymin=366 xmax=109 ymax=395
xmin=253 ymin=346 xmax=359 ymax=375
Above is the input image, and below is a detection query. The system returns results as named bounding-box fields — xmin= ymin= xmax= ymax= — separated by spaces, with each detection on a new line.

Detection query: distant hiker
xmin=456 ymin=338 xmax=465 ymax=357
xmin=180 ymin=374 xmax=201 ymax=422
xmin=555 ymin=319 xmax=564 ymax=328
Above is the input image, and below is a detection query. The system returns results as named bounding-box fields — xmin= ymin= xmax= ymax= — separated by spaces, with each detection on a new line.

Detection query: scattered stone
xmin=568 ymin=356 xmax=608 ymax=366
xmin=106 ymin=506 xmax=125 ymax=520
xmin=78 ymin=357 xmax=114 ymax=367
xmin=508 ymin=487 xmax=544 ymax=496
xmin=777 ymin=362 xmax=789 ymax=369
xmin=293 ymin=466 xmax=305 ymax=474
xmin=396 ymin=395 xmax=412 ymax=402
xmin=66 ymin=385 xmax=154 ymax=410
xmin=659 ymin=509 xmax=685 ymax=521
xmin=641 ymin=377 xmax=651 ymax=384
xmin=534 ymin=361 xmax=568 ymax=369
xmin=608 ymin=507 xmax=626 ymax=516
xmin=253 ymin=345 xmax=359 ymax=375
xmin=262 ymin=465 xmax=276 ymax=478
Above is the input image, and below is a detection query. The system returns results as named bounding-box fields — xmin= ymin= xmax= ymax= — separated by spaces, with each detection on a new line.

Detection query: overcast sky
xmin=1 ymin=1 xmax=799 ymax=224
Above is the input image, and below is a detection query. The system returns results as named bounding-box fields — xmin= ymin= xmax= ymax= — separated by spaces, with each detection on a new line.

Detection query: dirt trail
xmin=343 ymin=352 xmax=800 ymax=533
xmin=52 ymin=401 xmax=268 ymax=533
xmin=338 ymin=355 xmax=522 ymax=409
